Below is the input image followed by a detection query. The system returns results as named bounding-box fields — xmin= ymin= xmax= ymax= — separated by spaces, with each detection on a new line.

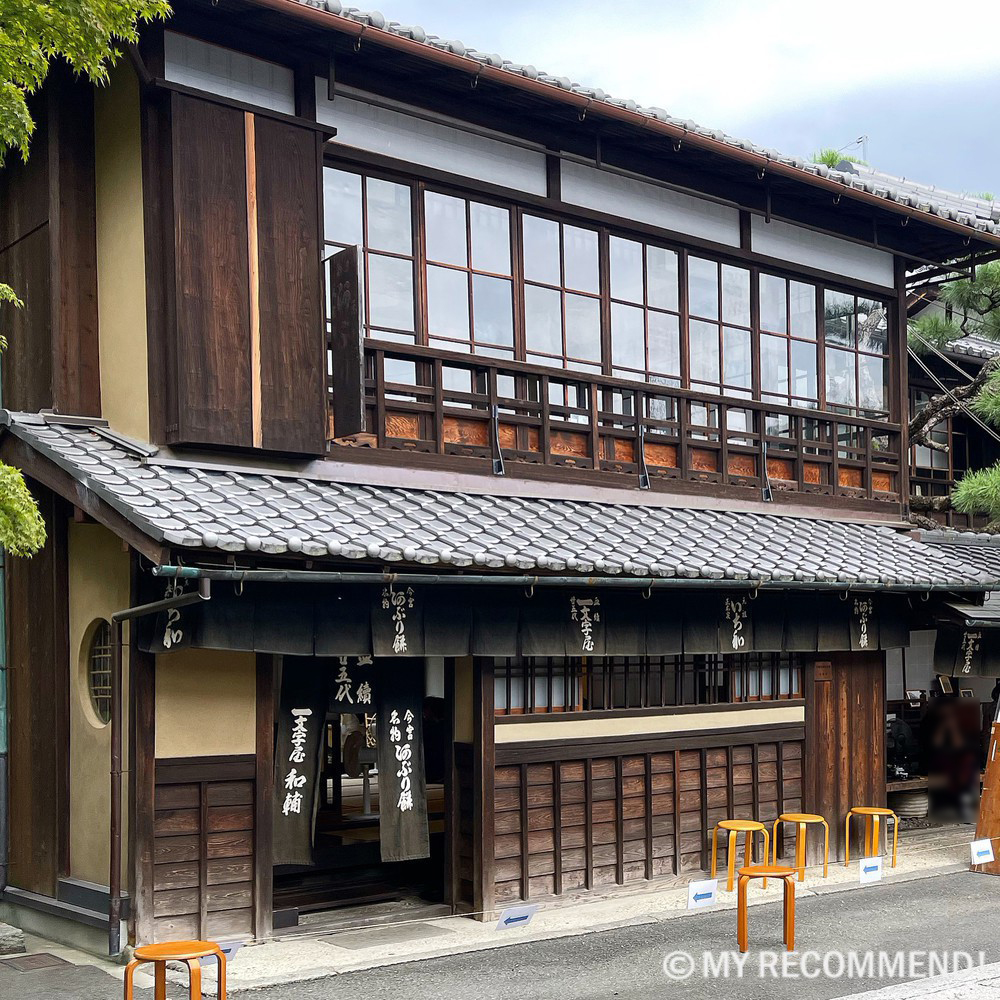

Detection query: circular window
xmin=86 ymin=619 xmax=113 ymax=726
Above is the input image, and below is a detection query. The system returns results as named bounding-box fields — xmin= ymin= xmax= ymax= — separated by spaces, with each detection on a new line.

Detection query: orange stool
xmin=772 ymin=812 xmax=829 ymax=880
xmin=710 ymin=819 xmax=771 ymax=891
xmin=124 ymin=940 xmax=227 ymax=1000
xmin=845 ymin=806 xmax=899 ymax=868
xmin=736 ymin=864 xmax=797 ymax=953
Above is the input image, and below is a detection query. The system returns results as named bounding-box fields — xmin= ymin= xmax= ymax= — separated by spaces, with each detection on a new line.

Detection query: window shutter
xmin=167 ymin=92 xmax=327 ymax=454
xmin=326 ymin=245 xmax=364 ymax=439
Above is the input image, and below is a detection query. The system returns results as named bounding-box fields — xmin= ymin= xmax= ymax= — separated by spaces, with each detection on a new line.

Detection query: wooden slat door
xmin=153 ymin=757 xmax=256 ymax=942
xmin=804 ymin=654 xmax=886 ymax=863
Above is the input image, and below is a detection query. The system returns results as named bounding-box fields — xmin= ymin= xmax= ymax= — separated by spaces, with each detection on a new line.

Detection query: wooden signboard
xmin=375 ymin=660 xmax=430 ymax=863
xmin=328 ymin=245 xmax=364 ymax=439
xmin=974 ymin=719 xmax=1000 ymax=876
xmin=273 ymin=660 xmax=328 ymax=866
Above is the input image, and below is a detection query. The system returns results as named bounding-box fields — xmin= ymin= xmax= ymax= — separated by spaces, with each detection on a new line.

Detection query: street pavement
xmin=4 ymin=868 xmax=1000 ymax=999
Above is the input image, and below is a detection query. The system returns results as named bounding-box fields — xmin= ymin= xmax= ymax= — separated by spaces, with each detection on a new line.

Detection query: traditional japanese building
xmin=2 ymin=0 xmax=1000 ymax=955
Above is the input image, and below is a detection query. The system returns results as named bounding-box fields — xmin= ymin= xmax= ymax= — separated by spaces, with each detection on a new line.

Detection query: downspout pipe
xmin=151 ymin=564 xmax=993 ymax=595
xmin=107 ymin=579 xmax=211 ymax=957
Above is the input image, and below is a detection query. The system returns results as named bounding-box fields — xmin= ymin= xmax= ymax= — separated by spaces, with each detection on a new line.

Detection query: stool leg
xmin=737 ymin=874 xmax=749 ymax=953
xmin=891 ymin=815 xmax=898 ymax=869
xmin=727 ymin=830 xmax=737 ymax=892
xmin=217 ymin=950 xmax=228 ymax=1000
xmin=761 ymin=830 xmax=770 ymax=889
xmin=187 ymin=958 xmax=202 ymax=1000
xmin=772 ymin=819 xmax=780 ymax=864
xmin=783 ymin=877 xmax=795 ymax=952
xmin=711 ymin=825 xmax=719 ymax=880
xmin=864 ymin=815 xmax=872 ymax=858
xmin=822 ymin=820 xmax=829 ymax=878
xmin=155 ymin=961 xmax=167 ymax=1000
xmin=873 ymin=815 xmax=881 ymax=859
xmin=796 ymin=822 xmax=806 ymax=881
xmin=845 ymin=812 xmax=852 ymax=867
xmin=124 ymin=960 xmax=139 ymax=1000
xmin=746 ymin=830 xmax=754 ymax=867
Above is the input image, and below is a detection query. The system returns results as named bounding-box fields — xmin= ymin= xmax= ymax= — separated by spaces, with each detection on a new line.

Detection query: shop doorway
xmin=273 ymin=657 xmax=451 ymax=931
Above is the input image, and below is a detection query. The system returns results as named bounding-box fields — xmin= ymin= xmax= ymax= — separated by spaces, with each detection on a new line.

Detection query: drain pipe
xmin=0 ymin=551 xmax=7 ymax=894
xmin=108 ymin=579 xmax=211 ymax=956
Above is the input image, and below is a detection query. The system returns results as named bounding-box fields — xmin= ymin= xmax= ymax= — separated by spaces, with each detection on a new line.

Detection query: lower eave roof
xmin=3 ymin=410 xmax=998 ymax=591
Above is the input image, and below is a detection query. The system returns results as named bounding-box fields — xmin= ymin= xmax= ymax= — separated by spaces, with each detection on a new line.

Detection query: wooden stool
xmin=845 ymin=806 xmax=899 ymax=868
xmin=736 ymin=864 xmax=797 ymax=953
xmin=772 ymin=812 xmax=829 ymax=880
xmin=711 ymin=819 xmax=771 ymax=891
xmin=124 ymin=940 xmax=227 ymax=1000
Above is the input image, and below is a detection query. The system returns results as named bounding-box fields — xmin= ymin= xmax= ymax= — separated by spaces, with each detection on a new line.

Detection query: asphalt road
xmin=246 ymin=870 xmax=1000 ymax=1000
xmin=3 ymin=870 xmax=998 ymax=999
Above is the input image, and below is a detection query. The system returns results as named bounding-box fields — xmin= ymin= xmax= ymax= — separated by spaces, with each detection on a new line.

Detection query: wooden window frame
xmin=322 ymin=156 xmax=898 ymax=426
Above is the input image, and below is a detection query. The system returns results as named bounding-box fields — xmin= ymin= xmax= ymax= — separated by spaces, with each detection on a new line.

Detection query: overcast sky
xmin=372 ymin=0 xmax=1000 ymax=195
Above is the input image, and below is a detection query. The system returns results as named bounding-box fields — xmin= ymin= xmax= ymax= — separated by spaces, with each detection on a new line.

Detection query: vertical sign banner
xmin=375 ymin=660 xmax=430 ymax=862
xmin=273 ymin=660 xmax=328 ymax=866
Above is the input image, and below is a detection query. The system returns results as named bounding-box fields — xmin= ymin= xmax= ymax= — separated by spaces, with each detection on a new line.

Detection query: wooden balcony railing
xmin=331 ymin=341 xmax=903 ymax=506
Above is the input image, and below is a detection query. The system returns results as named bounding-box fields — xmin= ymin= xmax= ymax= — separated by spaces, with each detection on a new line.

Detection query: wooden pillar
xmin=472 ymin=658 xmax=495 ymax=918
xmin=128 ymin=552 xmax=155 ymax=946
xmin=254 ymin=654 xmax=276 ymax=939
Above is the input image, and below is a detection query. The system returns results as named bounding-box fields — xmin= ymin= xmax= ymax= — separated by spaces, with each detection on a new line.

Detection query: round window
xmin=86 ymin=619 xmax=113 ymax=726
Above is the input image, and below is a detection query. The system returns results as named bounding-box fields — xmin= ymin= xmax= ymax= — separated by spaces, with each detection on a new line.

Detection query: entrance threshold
xmin=273 ymin=898 xmax=453 ymax=939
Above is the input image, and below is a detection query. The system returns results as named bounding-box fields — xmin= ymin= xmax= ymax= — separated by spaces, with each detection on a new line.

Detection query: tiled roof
xmin=290 ymin=1 xmax=1000 ymax=239
xmin=4 ymin=410 xmax=997 ymax=590
xmin=918 ymin=530 xmax=1000 ymax=580
xmin=946 ymin=335 xmax=1000 ymax=361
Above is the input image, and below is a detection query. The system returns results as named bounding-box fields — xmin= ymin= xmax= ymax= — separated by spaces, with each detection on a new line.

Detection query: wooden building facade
xmin=2 ymin=0 xmax=1000 ymax=954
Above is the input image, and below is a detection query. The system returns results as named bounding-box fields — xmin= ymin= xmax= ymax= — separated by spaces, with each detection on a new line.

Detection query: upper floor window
xmin=523 ymin=215 xmax=602 ymax=373
xmin=323 ymin=163 xmax=894 ymax=421
xmin=824 ymin=291 xmax=890 ymax=419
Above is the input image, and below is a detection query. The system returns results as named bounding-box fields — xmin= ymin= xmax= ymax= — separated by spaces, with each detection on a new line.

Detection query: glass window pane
xmin=426 ymin=265 xmax=469 ymax=340
xmin=688 ymin=257 xmax=718 ymax=320
xmin=424 ymin=191 xmax=466 ymax=266
xmin=469 ymin=202 xmax=511 ymax=275
xmin=825 ymin=347 xmax=857 ymax=407
xmin=761 ymin=334 xmax=789 ymax=396
xmin=790 ymin=339 xmax=818 ymax=400
xmin=523 ymin=215 xmax=561 ymax=285
xmin=366 ymin=178 xmax=412 ymax=255
xmin=722 ymin=265 xmax=750 ymax=327
xmin=564 ymin=226 xmax=599 ymax=293
xmin=566 ymin=293 xmax=602 ymax=362
xmin=472 ymin=274 xmax=513 ymax=347
xmin=648 ymin=312 xmax=680 ymax=378
xmin=858 ymin=353 xmax=888 ymax=413
xmin=324 ymin=168 xmax=363 ymax=247
xmin=610 ymin=236 xmax=643 ymax=304
xmin=611 ymin=302 xmax=644 ymax=370
xmin=689 ymin=320 xmax=720 ymax=384
xmin=824 ymin=290 xmax=855 ymax=346
xmin=524 ymin=284 xmax=562 ymax=356
xmin=647 ymin=246 xmax=679 ymax=312
xmin=723 ymin=327 xmax=752 ymax=388
xmin=790 ymin=281 xmax=817 ymax=339
xmin=368 ymin=254 xmax=414 ymax=331
xmin=857 ymin=299 xmax=889 ymax=355
xmin=760 ymin=273 xmax=787 ymax=333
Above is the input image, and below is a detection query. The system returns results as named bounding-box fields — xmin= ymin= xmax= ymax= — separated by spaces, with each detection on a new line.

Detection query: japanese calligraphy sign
xmin=850 ymin=597 xmax=880 ymax=651
xmin=273 ymin=659 xmax=329 ymax=866
xmin=373 ymin=585 xmax=425 ymax=656
xmin=329 ymin=655 xmax=374 ymax=710
xmin=375 ymin=659 xmax=429 ymax=863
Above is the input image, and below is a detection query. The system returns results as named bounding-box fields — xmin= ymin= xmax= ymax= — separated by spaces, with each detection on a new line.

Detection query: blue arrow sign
xmin=863 ymin=864 xmax=879 ymax=874
xmin=693 ymin=891 xmax=713 ymax=902
xmin=504 ymin=914 xmax=530 ymax=925
xmin=977 ymin=850 xmax=992 ymax=858
xmin=496 ymin=904 xmax=538 ymax=931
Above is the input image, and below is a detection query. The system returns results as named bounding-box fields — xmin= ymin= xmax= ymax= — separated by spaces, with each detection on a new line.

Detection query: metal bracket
xmin=637 ymin=421 xmax=650 ymax=490
xmin=491 ymin=403 xmax=506 ymax=476
xmin=761 ymin=438 xmax=773 ymax=503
